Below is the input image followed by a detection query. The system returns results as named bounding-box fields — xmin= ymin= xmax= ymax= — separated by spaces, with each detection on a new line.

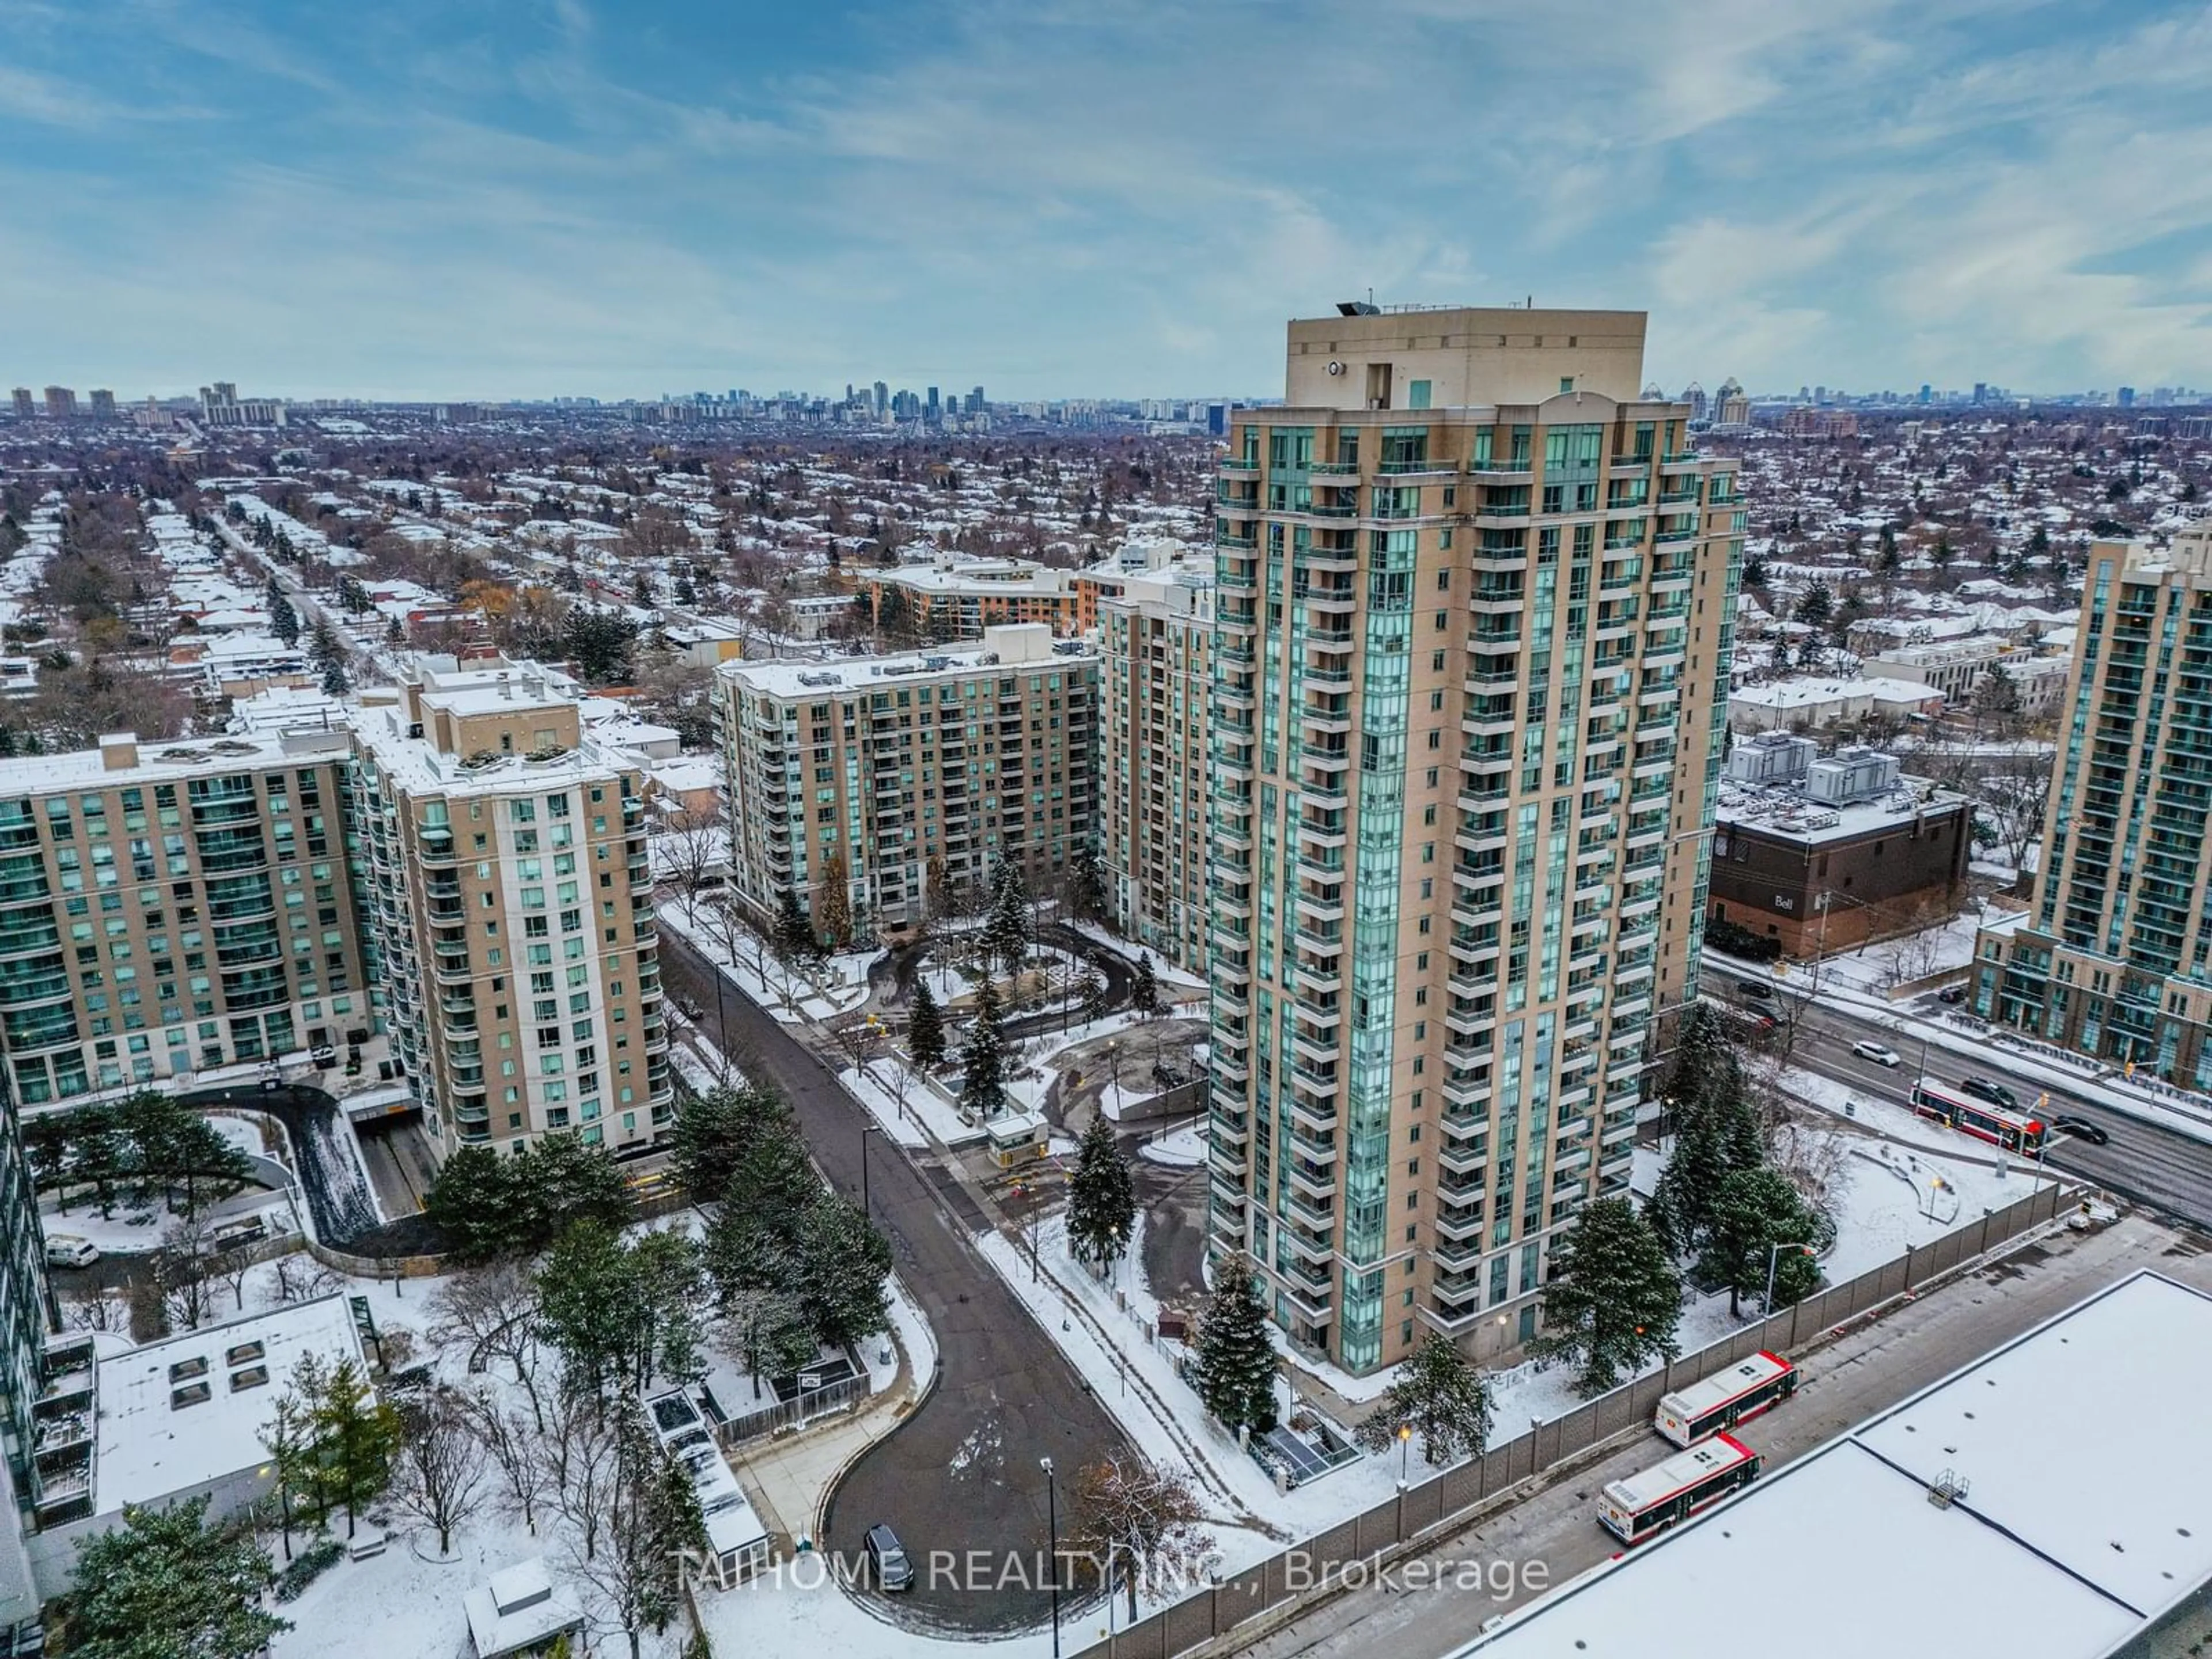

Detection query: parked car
xmin=310 ymin=1044 xmax=337 ymax=1067
xmin=1851 ymin=1040 xmax=1902 ymax=1067
xmin=44 ymin=1236 xmax=99 ymax=1269
xmin=865 ymin=1524 xmax=914 ymax=1592
xmin=2051 ymin=1115 xmax=2110 ymax=1146
xmin=1937 ymin=985 xmax=1968 ymax=1005
xmin=1736 ymin=980 xmax=1778 ymax=1005
xmin=1959 ymin=1077 xmax=2020 ymax=1111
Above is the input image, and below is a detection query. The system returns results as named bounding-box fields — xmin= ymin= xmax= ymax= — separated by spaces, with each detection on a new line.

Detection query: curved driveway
xmin=662 ymin=929 xmax=1128 ymax=1636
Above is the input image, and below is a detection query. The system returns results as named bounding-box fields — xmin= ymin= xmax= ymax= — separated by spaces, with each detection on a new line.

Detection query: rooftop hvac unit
xmin=1804 ymin=748 xmax=1902 ymax=805
xmin=1725 ymin=732 xmax=1817 ymax=785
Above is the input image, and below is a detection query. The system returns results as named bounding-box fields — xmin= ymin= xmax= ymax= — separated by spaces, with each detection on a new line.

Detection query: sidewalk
xmin=729 ymin=1275 xmax=938 ymax=1556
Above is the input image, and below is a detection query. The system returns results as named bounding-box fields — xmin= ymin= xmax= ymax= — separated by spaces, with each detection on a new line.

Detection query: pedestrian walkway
xmin=730 ymin=1290 xmax=933 ymax=1557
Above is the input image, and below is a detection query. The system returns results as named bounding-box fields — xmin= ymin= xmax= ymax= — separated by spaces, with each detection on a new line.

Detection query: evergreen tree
xmin=906 ymin=977 xmax=945 ymax=1072
xmin=1354 ymin=1332 xmax=1493 ymax=1466
xmin=1699 ymin=1166 xmax=1833 ymax=1316
xmin=1650 ymin=1084 xmax=1766 ymax=1257
xmin=70 ymin=1495 xmax=286 ymax=1659
xmin=672 ymin=1082 xmax=789 ymax=1203
xmin=320 ymin=658 xmax=350 ymax=697
xmin=986 ymin=857 xmax=1031 ymax=978
xmin=794 ymin=1195 xmax=892 ymax=1347
xmin=817 ymin=853 xmax=853 ymax=949
xmin=1661 ymin=1002 xmax=1740 ymax=1120
xmin=312 ymin=1357 xmax=404 ymax=1537
xmin=958 ymin=980 xmax=1006 ymax=1122
xmin=1532 ymin=1198 xmax=1682 ymax=1397
xmin=267 ymin=580 xmax=300 ymax=647
xmin=1068 ymin=840 xmax=1108 ymax=922
xmin=1793 ymin=579 xmax=1834 ymax=628
xmin=1130 ymin=952 xmax=1160 ymax=1019
xmin=772 ymin=887 xmax=816 ymax=964
xmin=1066 ymin=1114 xmax=1136 ymax=1273
xmin=1192 ymin=1255 xmax=1279 ymax=1434
xmin=306 ymin=616 xmax=342 ymax=671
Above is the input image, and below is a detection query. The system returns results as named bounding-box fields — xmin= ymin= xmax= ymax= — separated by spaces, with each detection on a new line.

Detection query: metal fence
xmin=709 ymin=1369 xmax=874 ymax=1449
xmin=1074 ymin=1179 xmax=2071 ymax=1659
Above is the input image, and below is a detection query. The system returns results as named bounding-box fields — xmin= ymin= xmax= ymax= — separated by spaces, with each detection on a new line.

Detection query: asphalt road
xmin=1700 ymin=959 xmax=2212 ymax=1225
xmin=660 ymin=929 xmax=1134 ymax=1637
xmin=1238 ymin=1211 xmax=2211 ymax=1659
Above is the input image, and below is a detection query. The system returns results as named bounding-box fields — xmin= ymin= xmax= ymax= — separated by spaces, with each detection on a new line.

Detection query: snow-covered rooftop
xmin=1459 ymin=1272 xmax=2212 ymax=1659
xmin=94 ymin=1294 xmax=365 ymax=1513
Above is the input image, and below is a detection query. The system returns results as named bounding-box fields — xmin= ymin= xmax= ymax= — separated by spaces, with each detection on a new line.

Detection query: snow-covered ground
xmin=1137 ymin=1125 xmax=1205 ymax=1168
xmin=842 ymin=1059 xmax=984 ymax=1150
xmin=657 ymin=904 xmax=872 ymax=1024
xmin=1793 ymin=904 xmax=1990 ymax=997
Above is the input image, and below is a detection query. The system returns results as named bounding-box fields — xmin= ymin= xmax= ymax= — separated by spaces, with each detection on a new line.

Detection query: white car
xmin=44 ymin=1236 xmax=100 ymax=1268
xmin=1852 ymin=1040 xmax=1902 ymax=1067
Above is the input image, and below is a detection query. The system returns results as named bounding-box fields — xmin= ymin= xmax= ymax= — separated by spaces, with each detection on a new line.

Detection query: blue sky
xmin=2 ymin=0 xmax=2209 ymax=402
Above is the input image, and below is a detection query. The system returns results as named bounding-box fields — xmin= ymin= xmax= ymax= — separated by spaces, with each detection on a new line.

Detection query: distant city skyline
xmin=2 ymin=2 xmax=2209 ymax=399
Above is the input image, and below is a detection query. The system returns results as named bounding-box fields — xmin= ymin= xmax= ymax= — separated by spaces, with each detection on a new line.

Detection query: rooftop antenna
xmin=1527 ymin=293 xmax=1533 ymax=308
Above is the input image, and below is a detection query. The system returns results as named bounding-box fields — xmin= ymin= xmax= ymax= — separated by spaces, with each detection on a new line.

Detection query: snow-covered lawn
xmin=841 ymin=1059 xmax=984 ymax=1151
xmin=657 ymin=905 xmax=872 ymax=1024
xmin=1794 ymin=904 xmax=1991 ymax=998
xmin=975 ymin=1215 xmax=1457 ymax=1540
xmin=1137 ymin=1125 xmax=1205 ymax=1168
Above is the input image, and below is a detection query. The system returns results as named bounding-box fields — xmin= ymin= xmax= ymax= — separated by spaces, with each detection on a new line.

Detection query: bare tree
xmin=547 ymin=1388 xmax=623 ymax=1563
xmin=156 ymin=1213 xmax=218 ymax=1331
xmin=1071 ymin=1456 xmax=1216 ymax=1622
xmin=214 ymin=1244 xmax=257 ymax=1317
xmin=658 ymin=805 xmax=728 ymax=927
xmin=65 ymin=1287 xmax=125 ymax=1333
xmin=567 ymin=1398 xmax=706 ymax=1659
xmin=1978 ymin=754 xmax=2054 ymax=887
xmin=391 ymin=1387 xmax=490 ymax=1558
xmin=430 ymin=1262 xmax=548 ymax=1431
xmin=269 ymin=1253 xmax=343 ymax=1307
xmin=459 ymin=1387 xmax=552 ymax=1536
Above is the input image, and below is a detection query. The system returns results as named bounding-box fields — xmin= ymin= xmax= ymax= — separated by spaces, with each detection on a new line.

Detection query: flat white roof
xmin=1460 ymin=1273 xmax=2212 ymax=1659
xmin=1729 ymin=675 xmax=1945 ymax=710
xmin=1854 ymin=1271 xmax=2212 ymax=1617
xmin=1476 ymin=1441 xmax=2136 ymax=1659
xmin=95 ymin=1294 xmax=364 ymax=1512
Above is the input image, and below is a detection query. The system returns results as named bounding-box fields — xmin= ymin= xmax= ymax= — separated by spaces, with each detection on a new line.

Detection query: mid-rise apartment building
xmin=349 ymin=657 xmax=671 ymax=1157
xmin=0 ymin=1075 xmax=55 ymax=1628
xmin=1975 ymin=531 xmax=2212 ymax=1083
xmin=0 ymin=654 xmax=671 ymax=1160
xmin=0 ymin=730 xmax=370 ymax=1105
xmin=716 ymin=624 xmax=1097 ymax=933
xmin=1206 ymin=306 xmax=1741 ymax=1374
xmin=862 ymin=558 xmax=1084 ymax=640
xmin=1099 ymin=558 xmax=1214 ymax=974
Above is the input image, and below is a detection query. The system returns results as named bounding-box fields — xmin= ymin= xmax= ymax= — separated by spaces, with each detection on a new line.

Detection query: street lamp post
xmin=1039 ymin=1456 xmax=1062 ymax=1659
xmin=1396 ymin=1422 xmax=1412 ymax=1487
xmin=1765 ymin=1241 xmax=1816 ymax=1313
xmin=861 ymin=1121 xmax=875 ymax=1219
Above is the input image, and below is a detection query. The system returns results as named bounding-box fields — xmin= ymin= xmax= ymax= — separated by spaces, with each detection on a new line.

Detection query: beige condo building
xmin=349 ymin=656 xmax=672 ymax=1157
xmin=0 ymin=653 xmax=673 ymax=1161
xmin=1206 ymin=306 xmax=1743 ymax=1373
xmin=715 ymin=623 xmax=1099 ymax=933
xmin=1099 ymin=557 xmax=1214 ymax=974
xmin=0 ymin=730 xmax=370 ymax=1105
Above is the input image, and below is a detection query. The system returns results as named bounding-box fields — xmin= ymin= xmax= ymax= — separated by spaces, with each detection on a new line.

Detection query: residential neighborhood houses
xmin=0 ymin=327 xmax=2208 ymax=1659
